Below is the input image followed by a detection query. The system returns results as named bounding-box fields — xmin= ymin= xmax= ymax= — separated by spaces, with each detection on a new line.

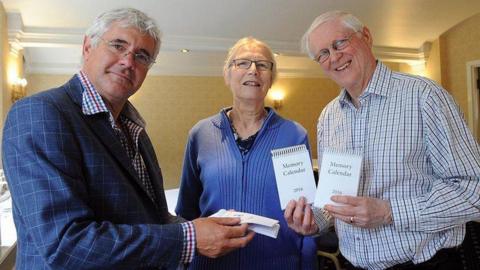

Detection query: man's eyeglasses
xmin=315 ymin=31 xmax=359 ymax=63
xmin=99 ymin=38 xmax=155 ymax=68
xmin=230 ymin=59 xmax=274 ymax=71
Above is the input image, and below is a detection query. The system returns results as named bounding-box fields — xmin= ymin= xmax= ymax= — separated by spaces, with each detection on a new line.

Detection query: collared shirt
xmin=313 ymin=62 xmax=480 ymax=269
xmin=77 ymin=71 xmax=195 ymax=265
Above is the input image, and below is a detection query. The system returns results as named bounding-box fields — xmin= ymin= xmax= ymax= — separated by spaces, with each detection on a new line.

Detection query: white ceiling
xmin=3 ymin=0 xmax=480 ymax=77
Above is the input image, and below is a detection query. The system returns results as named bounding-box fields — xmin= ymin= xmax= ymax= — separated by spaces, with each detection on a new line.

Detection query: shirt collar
xmin=338 ymin=61 xmax=392 ymax=106
xmin=363 ymin=61 xmax=392 ymax=97
xmin=76 ymin=71 xmax=146 ymax=128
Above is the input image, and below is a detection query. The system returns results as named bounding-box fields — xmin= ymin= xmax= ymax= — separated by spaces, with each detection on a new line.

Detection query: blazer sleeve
xmin=2 ymin=96 xmax=185 ymax=269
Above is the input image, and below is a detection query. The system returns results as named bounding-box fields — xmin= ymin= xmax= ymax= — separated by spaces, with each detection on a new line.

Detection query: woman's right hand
xmin=284 ymin=197 xmax=319 ymax=235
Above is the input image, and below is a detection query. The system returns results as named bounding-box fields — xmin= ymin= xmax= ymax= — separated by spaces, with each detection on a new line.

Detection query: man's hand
xmin=324 ymin=195 xmax=393 ymax=228
xmin=284 ymin=197 xmax=318 ymax=235
xmin=192 ymin=217 xmax=255 ymax=258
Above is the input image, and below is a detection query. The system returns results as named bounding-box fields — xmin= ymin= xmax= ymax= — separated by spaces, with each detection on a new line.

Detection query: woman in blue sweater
xmin=176 ymin=37 xmax=317 ymax=269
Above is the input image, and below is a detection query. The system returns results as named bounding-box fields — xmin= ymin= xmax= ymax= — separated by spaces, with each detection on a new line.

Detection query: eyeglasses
xmin=230 ymin=59 xmax=274 ymax=71
xmin=99 ymin=38 xmax=155 ymax=68
xmin=314 ymin=32 xmax=359 ymax=63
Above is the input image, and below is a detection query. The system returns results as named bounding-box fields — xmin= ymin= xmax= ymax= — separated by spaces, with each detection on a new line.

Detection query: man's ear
xmin=82 ymin=36 xmax=93 ymax=61
xmin=361 ymin=27 xmax=373 ymax=47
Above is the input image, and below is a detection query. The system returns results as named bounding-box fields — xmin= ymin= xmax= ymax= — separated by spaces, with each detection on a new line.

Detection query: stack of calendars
xmin=211 ymin=209 xmax=280 ymax=238
xmin=271 ymin=144 xmax=362 ymax=209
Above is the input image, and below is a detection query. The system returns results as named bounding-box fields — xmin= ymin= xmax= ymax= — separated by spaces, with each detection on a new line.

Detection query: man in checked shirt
xmin=2 ymin=7 xmax=254 ymax=270
xmin=285 ymin=10 xmax=480 ymax=270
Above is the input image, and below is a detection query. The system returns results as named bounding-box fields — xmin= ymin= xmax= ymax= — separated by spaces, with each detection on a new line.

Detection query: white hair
xmin=301 ymin=10 xmax=364 ymax=59
xmin=84 ymin=8 xmax=162 ymax=60
xmin=223 ymin=36 xmax=277 ymax=82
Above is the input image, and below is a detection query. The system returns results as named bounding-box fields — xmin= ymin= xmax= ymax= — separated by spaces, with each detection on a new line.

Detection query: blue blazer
xmin=2 ymin=76 xmax=185 ymax=269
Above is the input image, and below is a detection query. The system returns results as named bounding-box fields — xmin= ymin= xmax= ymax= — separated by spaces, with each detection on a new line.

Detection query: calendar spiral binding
xmin=271 ymin=144 xmax=307 ymax=158
xmin=320 ymin=148 xmax=362 ymax=159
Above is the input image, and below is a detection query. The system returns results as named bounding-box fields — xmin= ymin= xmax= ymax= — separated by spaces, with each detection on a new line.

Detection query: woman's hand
xmin=284 ymin=197 xmax=319 ymax=235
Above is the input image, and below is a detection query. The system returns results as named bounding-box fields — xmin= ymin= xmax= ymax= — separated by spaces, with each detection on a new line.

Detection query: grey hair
xmin=84 ymin=7 xmax=161 ymax=60
xmin=301 ymin=10 xmax=364 ymax=59
xmin=223 ymin=36 xmax=278 ymax=82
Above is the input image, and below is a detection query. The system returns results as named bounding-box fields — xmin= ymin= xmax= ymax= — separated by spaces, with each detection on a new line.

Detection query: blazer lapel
xmin=63 ymin=76 xmax=144 ymax=192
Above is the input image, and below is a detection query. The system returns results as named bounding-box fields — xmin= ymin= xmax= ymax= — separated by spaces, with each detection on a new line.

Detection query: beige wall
xmin=425 ymin=39 xmax=442 ymax=85
xmin=0 ymin=5 xmax=25 ymax=167
xmin=0 ymin=4 xmax=8 ymax=164
xmin=132 ymin=76 xmax=232 ymax=188
xmin=26 ymin=74 xmax=341 ymax=188
xmin=1 ymin=4 xmax=7 ymax=135
xmin=383 ymin=62 xmax=400 ymax=72
xmin=0 ymin=2 xmax=9 ymax=117
xmin=267 ymin=78 xmax=340 ymax=156
xmin=25 ymin=62 xmax=409 ymax=189
xmin=1 ymin=2 xmax=25 ymax=142
xmin=27 ymin=74 xmax=72 ymax=95
xmin=439 ymin=13 xmax=480 ymax=115
xmin=26 ymin=56 xmax=420 ymax=189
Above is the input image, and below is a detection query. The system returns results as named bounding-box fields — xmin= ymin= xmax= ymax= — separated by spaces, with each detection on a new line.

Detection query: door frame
xmin=466 ymin=60 xmax=480 ymax=139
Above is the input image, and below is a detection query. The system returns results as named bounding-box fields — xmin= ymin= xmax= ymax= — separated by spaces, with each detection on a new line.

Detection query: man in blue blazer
xmin=2 ymin=8 xmax=254 ymax=270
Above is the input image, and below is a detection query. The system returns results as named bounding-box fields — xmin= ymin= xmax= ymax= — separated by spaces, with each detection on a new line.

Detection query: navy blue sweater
xmin=176 ymin=108 xmax=317 ymax=269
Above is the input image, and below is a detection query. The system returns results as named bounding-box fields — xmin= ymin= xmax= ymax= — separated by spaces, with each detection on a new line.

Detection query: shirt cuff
xmin=180 ymin=221 xmax=196 ymax=264
xmin=312 ymin=207 xmax=332 ymax=235
xmin=389 ymin=196 xmax=420 ymax=232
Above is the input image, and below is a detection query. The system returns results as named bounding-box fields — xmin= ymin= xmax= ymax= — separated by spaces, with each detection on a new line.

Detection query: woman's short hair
xmin=301 ymin=10 xmax=364 ymax=59
xmin=223 ymin=37 xmax=277 ymax=82
xmin=85 ymin=8 xmax=162 ymax=60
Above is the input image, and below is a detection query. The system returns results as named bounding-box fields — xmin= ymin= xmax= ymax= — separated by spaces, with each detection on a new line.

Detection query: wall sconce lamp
xmin=11 ymin=78 xmax=28 ymax=103
xmin=270 ymin=90 xmax=285 ymax=110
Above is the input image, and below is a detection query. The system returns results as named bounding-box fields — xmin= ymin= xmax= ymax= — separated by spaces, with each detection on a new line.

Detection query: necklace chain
xmin=227 ymin=108 xmax=267 ymax=140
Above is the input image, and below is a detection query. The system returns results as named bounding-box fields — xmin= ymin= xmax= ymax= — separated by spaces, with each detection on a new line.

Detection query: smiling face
xmin=224 ymin=44 xmax=273 ymax=106
xmin=81 ymin=22 xmax=156 ymax=110
xmin=308 ymin=18 xmax=376 ymax=96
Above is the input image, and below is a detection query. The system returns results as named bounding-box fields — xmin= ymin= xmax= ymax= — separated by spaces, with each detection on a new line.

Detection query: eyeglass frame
xmin=98 ymin=37 xmax=156 ymax=68
xmin=230 ymin=59 xmax=274 ymax=71
xmin=314 ymin=31 xmax=360 ymax=63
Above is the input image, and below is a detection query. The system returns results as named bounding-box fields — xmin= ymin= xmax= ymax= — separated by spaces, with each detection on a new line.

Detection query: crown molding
xmin=162 ymin=35 xmax=302 ymax=56
xmin=8 ymin=12 xmax=430 ymax=77
xmin=373 ymin=44 xmax=430 ymax=65
xmin=7 ymin=12 xmax=23 ymax=56
xmin=26 ymin=62 xmax=81 ymax=75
